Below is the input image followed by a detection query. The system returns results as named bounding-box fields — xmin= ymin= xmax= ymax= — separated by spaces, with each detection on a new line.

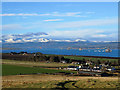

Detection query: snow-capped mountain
xmin=2 ymin=32 xmax=50 ymax=43
xmin=75 ymin=39 xmax=87 ymax=42
xmin=1 ymin=32 xmax=89 ymax=43
xmin=1 ymin=32 xmax=117 ymax=43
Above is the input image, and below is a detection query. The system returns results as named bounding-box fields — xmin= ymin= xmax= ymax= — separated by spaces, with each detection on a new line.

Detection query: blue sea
xmin=2 ymin=48 xmax=119 ymax=57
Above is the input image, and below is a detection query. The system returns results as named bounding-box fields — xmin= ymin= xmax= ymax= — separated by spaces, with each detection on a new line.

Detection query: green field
xmin=46 ymin=54 xmax=118 ymax=62
xmin=64 ymin=56 xmax=118 ymax=62
xmin=2 ymin=64 xmax=76 ymax=76
xmin=2 ymin=59 xmax=72 ymax=67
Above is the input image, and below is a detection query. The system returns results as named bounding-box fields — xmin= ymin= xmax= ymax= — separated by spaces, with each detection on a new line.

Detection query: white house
xmin=67 ymin=66 xmax=77 ymax=71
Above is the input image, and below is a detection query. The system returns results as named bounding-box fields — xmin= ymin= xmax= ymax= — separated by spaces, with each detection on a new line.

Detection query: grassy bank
xmin=2 ymin=74 xmax=119 ymax=88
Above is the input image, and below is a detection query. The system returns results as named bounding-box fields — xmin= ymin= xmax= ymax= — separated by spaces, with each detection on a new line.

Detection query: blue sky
xmin=1 ymin=2 xmax=118 ymax=41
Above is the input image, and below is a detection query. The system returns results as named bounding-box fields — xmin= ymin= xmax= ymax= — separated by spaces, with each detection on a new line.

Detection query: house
xmin=71 ymin=60 xmax=82 ymax=65
xmin=79 ymin=64 xmax=102 ymax=72
xmin=80 ymin=67 xmax=91 ymax=71
xmin=93 ymin=68 xmax=102 ymax=72
xmin=79 ymin=64 xmax=91 ymax=71
xmin=67 ymin=66 xmax=78 ymax=71
xmin=81 ymin=64 xmax=89 ymax=68
xmin=22 ymin=53 xmax=27 ymax=55
xmin=101 ymin=64 xmax=108 ymax=67
xmin=20 ymin=52 xmax=27 ymax=55
xmin=79 ymin=65 xmax=82 ymax=69
xmin=61 ymin=60 xmax=67 ymax=64
xmin=72 ymin=61 xmax=80 ymax=65
xmin=86 ymin=61 xmax=92 ymax=65
xmin=93 ymin=66 xmax=100 ymax=69
xmin=114 ymin=68 xmax=120 ymax=73
xmin=106 ymin=67 xmax=115 ymax=72
xmin=92 ymin=65 xmax=102 ymax=72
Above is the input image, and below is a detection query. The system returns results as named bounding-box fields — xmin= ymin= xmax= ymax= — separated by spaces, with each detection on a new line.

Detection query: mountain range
xmin=1 ymin=32 xmax=117 ymax=43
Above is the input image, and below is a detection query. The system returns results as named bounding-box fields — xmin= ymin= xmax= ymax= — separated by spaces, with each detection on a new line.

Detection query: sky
xmin=1 ymin=2 xmax=118 ymax=41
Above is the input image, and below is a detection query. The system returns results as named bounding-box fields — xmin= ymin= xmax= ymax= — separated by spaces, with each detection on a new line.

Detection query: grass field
xmin=2 ymin=59 xmax=72 ymax=67
xmin=2 ymin=74 xmax=119 ymax=88
xmin=2 ymin=64 xmax=76 ymax=76
xmin=64 ymin=56 xmax=118 ymax=63
xmin=45 ymin=54 xmax=118 ymax=62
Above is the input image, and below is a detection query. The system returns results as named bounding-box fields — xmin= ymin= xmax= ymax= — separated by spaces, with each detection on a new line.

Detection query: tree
xmin=101 ymin=60 xmax=105 ymax=64
xmin=82 ymin=58 xmax=86 ymax=64
xmin=118 ymin=60 xmax=120 ymax=65
xmin=35 ymin=52 xmax=43 ymax=56
xmin=49 ymin=55 xmax=61 ymax=62
xmin=69 ymin=59 xmax=73 ymax=63
xmin=113 ymin=61 xmax=117 ymax=66
xmin=34 ymin=52 xmax=47 ymax=62
xmin=49 ymin=55 xmax=55 ymax=62
xmin=101 ymin=66 xmax=107 ymax=73
xmin=108 ymin=62 xmax=112 ymax=66
xmin=96 ymin=60 xmax=101 ymax=65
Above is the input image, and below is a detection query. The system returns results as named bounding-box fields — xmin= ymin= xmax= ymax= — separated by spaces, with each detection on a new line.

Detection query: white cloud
xmin=51 ymin=18 xmax=117 ymax=28
xmin=0 ymin=12 xmax=89 ymax=17
xmin=0 ymin=13 xmax=38 ymax=16
xmin=43 ymin=19 xmax=63 ymax=22
xmin=39 ymin=13 xmax=51 ymax=16
xmin=23 ymin=18 xmax=117 ymax=30
xmin=2 ymin=17 xmax=117 ymax=41
xmin=17 ymin=13 xmax=38 ymax=16
xmin=2 ymin=18 xmax=117 ymax=38
xmin=49 ymin=28 xmax=117 ymax=41
xmin=0 ymin=14 xmax=16 ymax=16
xmin=49 ymin=29 xmax=103 ymax=38
xmin=92 ymin=34 xmax=107 ymax=38
xmin=51 ymin=12 xmax=85 ymax=17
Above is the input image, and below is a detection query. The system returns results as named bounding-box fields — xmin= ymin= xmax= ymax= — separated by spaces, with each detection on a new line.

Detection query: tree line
xmin=2 ymin=52 xmax=119 ymax=66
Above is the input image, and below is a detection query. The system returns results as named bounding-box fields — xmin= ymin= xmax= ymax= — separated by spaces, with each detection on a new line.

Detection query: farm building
xmin=67 ymin=66 xmax=78 ymax=71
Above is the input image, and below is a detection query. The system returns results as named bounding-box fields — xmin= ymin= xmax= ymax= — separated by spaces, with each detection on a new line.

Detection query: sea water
xmin=2 ymin=48 xmax=119 ymax=57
